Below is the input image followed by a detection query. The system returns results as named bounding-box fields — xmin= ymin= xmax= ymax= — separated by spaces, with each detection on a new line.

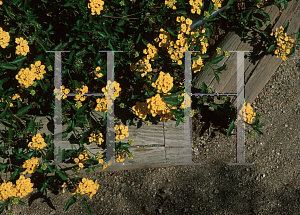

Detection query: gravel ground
xmin=3 ymin=47 xmax=300 ymax=215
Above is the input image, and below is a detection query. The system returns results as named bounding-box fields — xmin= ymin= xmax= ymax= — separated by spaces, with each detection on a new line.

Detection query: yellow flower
xmin=216 ymin=47 xmax=221 ymax=54
xmin=224 ymin=51 xmax=229 ymax=57
xmin=204 ymin=11 xmax=210 ymax=18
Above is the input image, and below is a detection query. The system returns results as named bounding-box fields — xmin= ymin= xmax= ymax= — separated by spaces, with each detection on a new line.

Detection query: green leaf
xmin=142 ymin=39 xmax=149 ymax=46
xmin=175 ymin=10 xmax=187 ymax=15
xmin=246 ymin=10 xmax=253 ymax=22
xmin=115 ymin=26 xmax=124 ymax=34
xmin=0 ymin=163 xmax=9 ymax=171
xmin=78 ymin=4 xmax=87 ymax=17
xmin=119 ymin=143 xmax=131 ymax=153
xmin=0 ymin=202 xmax=9 ymax=212
xmin=284 ymin=0 xmax=288 ymax=9
xmin=157 ymin=15 xmax=164 ymax=23
xmin=63 ymin=2 xmax=72 ymax=7
xmin=10 ymin=167 xmax=20 ymax=180
xmin=16 ymin=104 xmax=32 ymax=117
xmin=75 ymin=103 xmax=88 ymax=116
xmin=214 ymin=73 xmax=220 ymax=84
xmin=216 ymin=64 xmax=227 ymax=72
xmin=117 ymin=19 xmax=125 ymax=26
xmin=10 ymin=56 xmax=27 ymax=64
xmin=219 ymin=11 xmax=227 ymax=19
xmin=56 ymin=170 xmax=68 ymax=181
xmin=163 ymin=98 xmax=181 ymax=106
xmin=201 ymin=81 xmax=208 ymax=93
xmin=255 ymin=18 xmax=262 ymax=30
xmin=175 ymin=118 xmax=181 ymax=127
xmin=226 ymin=119 xmax=236 ymax=137
xmin=0 ymin=103 xmax=10 ymax=119
xmin=136 ymin=33 xmax=142 ymax=44
xmin=26 ymin=118 xmax=35 ymax=134
xmin=18 ymin=200 xmax=28 ymax=206
xmin=167 ymin=28 xmax=177 ymax=37
xmin=226 ymin=0 xmax=235 ymax=9
xmin=199 ymin=54 xmax=210 ymax=59
xmin=34 ymin=54 xmax=44 ymax=62
xmin=24 ymin=0 xmax=30 ymax=11
xmin=82 ymin=198 xmax=92 ymax=215
xmin=8 ymin=128 xmax=13 ymax=140
xmin=296 ymin=26 xmax=300 ymax=40
xmin=210 ymin=55 xmax=224 ymax=64
xmin=282 ymin=20 xmax=290 ymax=33
xmin=64 ymin=195 xmax=77 ymax=212
xmin=209 ymin=102 xmax=218 ymax=110
xmin=0 ymin=63 xmax=17 ymax=70
xmin=266 ymin=44 xmax=276 ymax=53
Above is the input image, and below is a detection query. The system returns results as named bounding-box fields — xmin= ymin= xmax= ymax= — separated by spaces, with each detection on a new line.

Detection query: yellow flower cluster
xmin=95 ymin=97 xmax=107 ymax=112
xmin=88 ymin=0 xmax=104 ymax=15
xmin=102 ymin=80 xmax=121 ymax=100
xmin=15 ymin=175 xmax=34 ymax=198
xmin=74 ymin=149 xmax=89 ymax=170
xmin=147 ymin=94 xmax=169 ymax=117
xmin=15 ymin=61 xmax=46 ymax=88
xmin=89 ymin=132 xmax=104 ymax=145
xmin=151 ymin=71 xmax=174 ymax=94
xmin=94 ymin=151 xmax=105 ymax=164
xmin=60 ymin=85 xmax=70 ymax=99
xmin=238 ymin=103 xmax=256 ymax=124
xmin=143 ymin=43 xmax=158 ymax=61
xmin=75 ymin=85 xmax=88 ymax=102
xmin=94 ymin=66 xmax=103 ymax=79
xmin=115 ymin=124 xmax=129 ymax=140
xmin=22 ymin=157 xmax=39 ymax=174
xmin=30 ymin=60 xmax=46 ymax=80
xmin=72 ymin=178 xmax=99 ymax=200
xmin=155 ymin=28 xmax=171 ymax=49
xmin=190 ymin=29 xmax=208 ymax=73
xmin=95 ymin=81 xmax=121 ymax=112
xmin=160 ymin=103 xmax=177 ymax=122
xmin=1 ymin=94 xmax=23 ymax=108
xmin=224 ymin=51 xmax=229 ymax=57
xmin=15 ymin=67 xmax=36 ymax=89
xmin=130 ymin=57 xmax=153 ymax=77
xmin=216 ymin=47 xmax=221 ymax=54
xmin=132 ymin=94 xmax=177 ymax=122
xmin=132 ymin=101 xmax=151 ymax=120
xmin=0 ymin=1 xmax=2 ymax=5
xmin=211 ymin=0 xmax=223 ymax=10
xmin=256 ymin=0 xmax=267 ymax=8
xmin=75 ymin=101 xmax=82 ymax=109
xmin=189 ymin=0 xmax=203 ymax=14
xmin=165 ymin=0 xmax=177 ymax=10
xmin=128 ymin=139 xmax=134 ymax=145
xmin=115 ymin=153 xmax=126 ymax=162
xmin=28 ymin=133 xmax=47 ymax=150
xmin=0 ymin=27 xmax=10 ymax=48
xmin=15 ymin=37 xmax=30 ymax=56
xmin=0 ymin=176 xmax=34 ymax=201
xmin=270 ymin=26 xmax=294 ymax=61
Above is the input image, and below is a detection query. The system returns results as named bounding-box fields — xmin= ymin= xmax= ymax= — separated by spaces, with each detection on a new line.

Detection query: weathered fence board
xmin=0 ymin=109 xmax=193 ymax=174
xmin=193 ymin=1 xmax=300 ymax=106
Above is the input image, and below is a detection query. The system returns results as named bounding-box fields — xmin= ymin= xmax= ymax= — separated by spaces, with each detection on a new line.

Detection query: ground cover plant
xmin=0 ymin=0 xmax=299 ymax=214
